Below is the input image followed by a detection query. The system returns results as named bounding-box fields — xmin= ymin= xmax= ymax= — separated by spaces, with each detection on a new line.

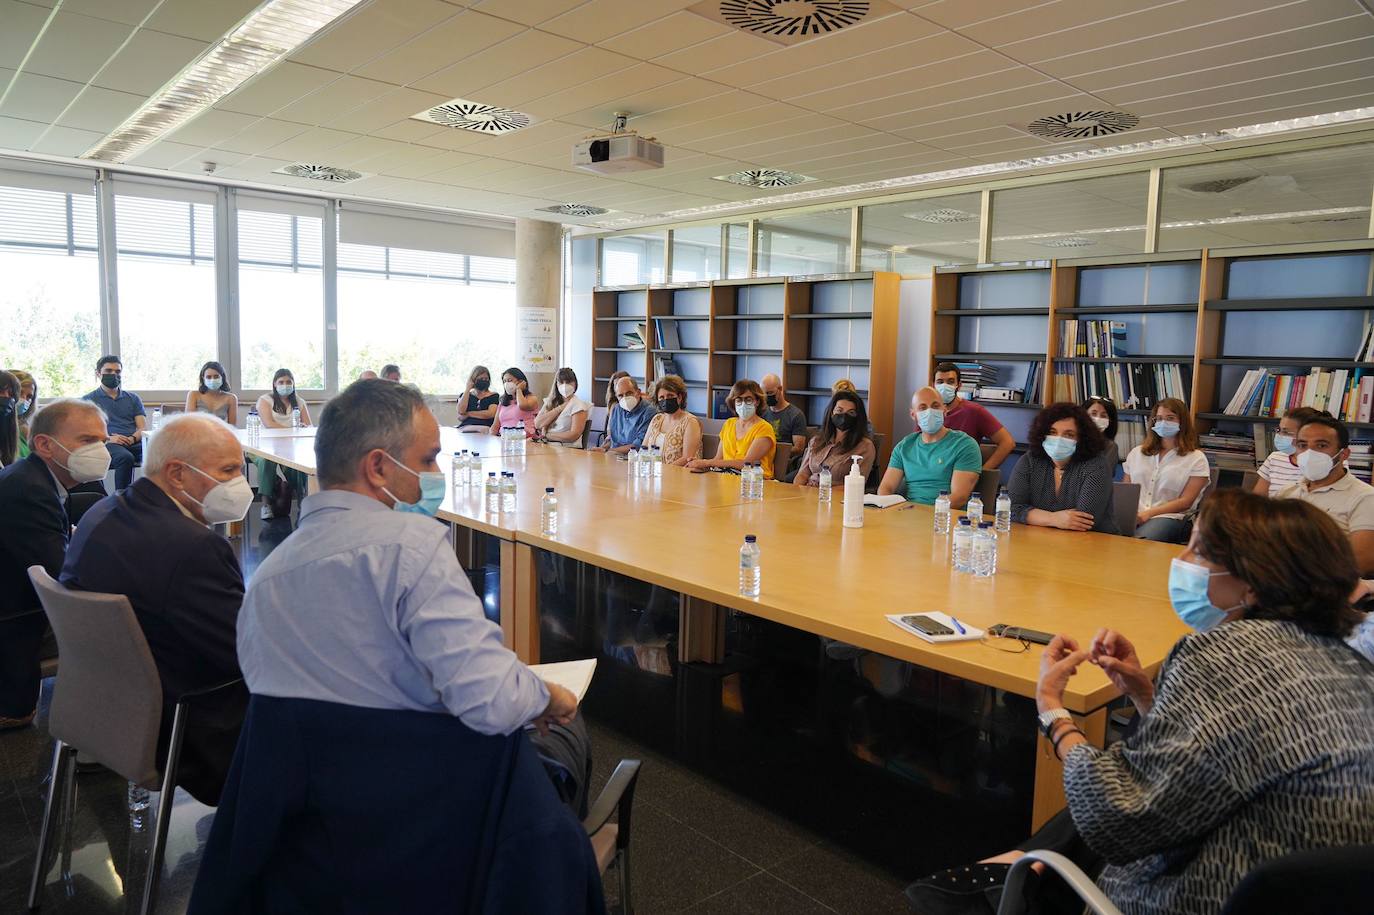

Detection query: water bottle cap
xmin=489 ymin=472 xmax=496 ymax=477
xmin=545 ymin=487 xmax=554 ymax=493
xmin=744 ymin=534 xmax=757 ymax=543
xmin=939 ymin=489 xmax=949 ymax=495
xmin=999 ymin=487 xmax=1008 ymax=494
xmin=979 ymin=522 xmax=992 ymax=529
xmin=959 ymin=517 xmax=971 ymax=525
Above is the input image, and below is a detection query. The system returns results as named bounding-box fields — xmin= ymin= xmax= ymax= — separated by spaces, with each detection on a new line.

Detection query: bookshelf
xmin=592 ymin=272 xmax=899 ymax=444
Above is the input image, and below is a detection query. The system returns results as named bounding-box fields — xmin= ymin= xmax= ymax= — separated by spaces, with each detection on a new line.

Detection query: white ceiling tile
xmin=290 ymin=0 xmax=460 ymax=72
xmin=517 ymin=63 xmax=681 ymax=121
xmin=323 ymin=135 xmax=414 ymax=167
xmin=59 ymin=0 xmax=160 ymax=27
xmin=0 ymin=114 xmax=47 ymax=150
xmin=169 ymin=147 xmax=248 ymax=171
xmin=272 ymin=75 xmax=396 ymax=126
xmin=559 ymin=77 xmax=728 ymax=130
xmin=479 ymin=47 xmax=639 ymax=109
xmin=28 ymin=123 xmax=103 ymax=156
xmin=1131 ymin=64 xmax=1374 ymax=120
xmin=371 ymin=118 xmax=446 ymax=142
xmin=539 ymin=0 xmax=696 ymax=44
xmin=373 ymin=148 xmax=480 ymax=179
xmin=0 ymin=71 xmax=83 ymax=124
xmin=93 ymin=29 xmax=208 ymax=95
xmin=467 ymin=0 xmax=585 ymax=26
xmin=326 ymin=87 xmax=451 ymax=134
xmin=948 ymin=0 xmax=1177 ymax=47
xmin=126 ymin=139 xmax=205 ymax=168
xmin=599 ymin=11 xmax=731 ymax=59
xmin=263 ymin=126 xmax=362 ymax=161
xmin=651 ymin=30 xmax=777 ymax=73
xmin=216 ymin=63 xmax=340 ymax=117
xmin=215 ymin=117 xmax=311 ymax=155
xmin=0 ymin=1 xmax=52 ymax=71
xmin=56 ymin=86 xmax=144 ymax=133
xmin=706 ymin=12 xmax=941 ymax=86
xmin=792 ymin=47 xmax=1013 ymax=114
xmin=144 ymin=0 xmax=261 ymax=42
xmin=164 ymin=108 xmax=263 ymax=148
xmin=353 ymin=11 xmax=525 ymax=86
xmin=409 ymin=29 xmax=584 ymax=98
xmin=25 ymin=12 xmax=133 ymax=83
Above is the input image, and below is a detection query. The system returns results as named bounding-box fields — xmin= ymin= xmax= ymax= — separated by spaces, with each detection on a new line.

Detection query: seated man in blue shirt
xmin=597 ymin=373 xmax=656 ymax=454
xmin=879 ymin=385 xmax=982 ymax=507
xmin=82 ymin=354 xmax=146 ymax=491
xmin=238 ymin=379 xmax=584 ymax=795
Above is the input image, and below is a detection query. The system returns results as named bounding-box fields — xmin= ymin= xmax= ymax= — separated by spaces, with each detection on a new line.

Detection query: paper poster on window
xmin=518 ymin=307 xmax=557 ymax=369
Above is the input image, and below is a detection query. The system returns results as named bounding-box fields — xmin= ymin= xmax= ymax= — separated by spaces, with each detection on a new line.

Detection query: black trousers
xmin=0 ymin=612 xmax=48 ymax=717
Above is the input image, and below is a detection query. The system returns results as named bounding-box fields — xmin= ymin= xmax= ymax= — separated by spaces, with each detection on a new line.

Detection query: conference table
xmin=239 ymin=429 xmax=1187 ymax=828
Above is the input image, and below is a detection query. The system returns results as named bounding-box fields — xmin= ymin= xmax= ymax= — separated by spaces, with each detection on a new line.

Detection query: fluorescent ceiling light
xmin=83 ymin=0 xmax=365 ymax=163
xmin=593 ymin=106 xmax=1374 ymax=229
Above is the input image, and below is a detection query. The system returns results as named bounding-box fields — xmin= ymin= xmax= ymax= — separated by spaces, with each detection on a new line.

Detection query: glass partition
xmin=991 ymin=173 xmax=1150 ymax=263
xmin=670 ymin=224 xmax=721 ymax=282
xmin=756 ymin=209 xmax=851 ymax=276
xmin=861 ymin=192 xmax=981 ymax=273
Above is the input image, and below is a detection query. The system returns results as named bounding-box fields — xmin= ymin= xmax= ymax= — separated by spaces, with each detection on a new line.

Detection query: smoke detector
xmin=412 ymin=98 xmax=533 ymax=134
xmin=1024 ymin=110 xmax=1140 ymax=139
xmin=273 ymin=163 xmax=366 ymax=182
xmin=713 ymin=168 xmax=815 ymax=188
xmin=538 ymin=204 xmax=611 ymax=217
xmin=905 ymin=208 xmax=977 ymax=224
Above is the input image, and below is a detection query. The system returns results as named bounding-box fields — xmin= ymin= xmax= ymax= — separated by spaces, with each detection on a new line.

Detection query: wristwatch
xmin=1038 ymin=708 xmax=1072 ymax=737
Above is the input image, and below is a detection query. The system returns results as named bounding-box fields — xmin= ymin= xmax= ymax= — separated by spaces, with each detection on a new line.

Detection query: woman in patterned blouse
xmin=909 ymin=489 xmax=1374 ymax=915
xmin=1008 ymin=402 xmax=1117 ymax=533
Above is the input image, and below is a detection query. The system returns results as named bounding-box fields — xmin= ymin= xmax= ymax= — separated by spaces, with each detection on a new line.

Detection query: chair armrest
xmin=998 ymin=850 xmax=1122 ymax=915
xmin=583 ymin=759 xmax=641 ymax=847
xmin=174 ymin=677 xmax=245 ymax=704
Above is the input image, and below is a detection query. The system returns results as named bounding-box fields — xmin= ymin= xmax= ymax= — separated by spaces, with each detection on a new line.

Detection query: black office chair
xmin=995 ymin=845 xmax=1374 ymax=915
xmin=66 ymin=490 xmax=103 ymax=529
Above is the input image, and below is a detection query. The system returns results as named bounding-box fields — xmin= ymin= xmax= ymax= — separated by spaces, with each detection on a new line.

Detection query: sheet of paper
xmin=530 ymin=659 xmax=597 ymax=702
xmin=885 ymin=612 xmax=984 ymax=644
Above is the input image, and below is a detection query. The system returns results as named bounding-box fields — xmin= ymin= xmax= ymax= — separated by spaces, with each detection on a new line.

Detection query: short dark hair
xmin=95 ymin=355 xmax=121 ymax=373
xmin=1027 ymin=402 xmax=1105 ymax=463
xmin=933 ymin=362 xmax=960 ymax=382
xmin=381 ymin=364 xmax=401 ymax=377
xmin=198 ymin=360 xmax=232 ymax=394
xmin=1081 ymin=395 xmax=1119 ymax=441
xmin=1196 ymin=488 xmax=1362 ymax=639
xmin=316 ymin=380 xmax=427 ymax=487
xmin=1299 ymin=411 xmax=1349 ymax=450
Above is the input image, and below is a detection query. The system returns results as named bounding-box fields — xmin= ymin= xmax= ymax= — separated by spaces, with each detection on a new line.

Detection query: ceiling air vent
xmin=689 ymin=0 xmax=895 ymax=45
xmin=538 ymin=204 xmax=610 ymax=217
xmin=412 ymin=98 xmax=533 ymax=134
xmin=273 ymin=163 xmax=365 ymax=183
xmin=713 ymin=168 xmax=815 ymax=188
xmin=1182 ymin=176 xmax=1260 ymax=194
xmin=1037 ymin=236 xmax=1094 ymax=249
xmin=1024 ymin=110 xmax=1140 ymax=139
xmin=905 ymin=208 xmax=977 ymax=224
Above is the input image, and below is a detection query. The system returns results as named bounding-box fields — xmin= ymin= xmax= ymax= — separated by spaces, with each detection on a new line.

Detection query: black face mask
xmin=657 ymin=398 xmax=680 ymax=415
xmin=765 ymin=393 xmax=778 ymax=407
xmin=475 ymin=378 xmax=490 ymax=392
xmin=100 ymin=374 xmax=121 ymax=390
xmin=0 ymin=396 xmax=12 ymax=418
xmin=832 ymin=412 xmax=856 ymax=431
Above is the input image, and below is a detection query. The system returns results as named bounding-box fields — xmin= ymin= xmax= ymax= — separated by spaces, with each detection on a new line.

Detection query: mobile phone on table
xmin=901 ymin=614 xmax=954 ymax=637
xmin=987 ymin=624 xmax=1054 ymax=645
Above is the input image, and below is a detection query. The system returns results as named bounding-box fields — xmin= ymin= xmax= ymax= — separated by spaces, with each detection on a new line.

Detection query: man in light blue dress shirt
xmin=237 ymin=381 xmax=577 ymax=739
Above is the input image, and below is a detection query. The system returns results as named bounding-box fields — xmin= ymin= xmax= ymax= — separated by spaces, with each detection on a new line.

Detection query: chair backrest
xmin=1240 ymin=469 xmax=1259 ymax=493
xmin=1112 ymin=482 xmax=1141 ymax=536
xmin=698 ymin=416 xmax=725 ymax=437
xmin=701 ymin=433 xmax=720 ymax=460
xmin=864 ymin=432 xmax=888 ymax=493
xmin=1220 ymin=845 xmax=1374 ymax=915
xmin=67 ymin=490 xmax=104 ymax=529
xmin=27 ymin=566 xmax=162 ymax=787
xmin=975 ymin=468 xmax=1000 ymax=508
xmin=979 ymin=442 xmax=997 ymax=464
xmin=588 ymin=405 xmax=608 ymax=447
xmin=772 ymin=441 xmax=792 ymax=478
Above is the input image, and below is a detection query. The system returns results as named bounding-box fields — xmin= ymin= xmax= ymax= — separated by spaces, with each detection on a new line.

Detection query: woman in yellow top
xmin=688 ymin=379 xmax=777 ymax=479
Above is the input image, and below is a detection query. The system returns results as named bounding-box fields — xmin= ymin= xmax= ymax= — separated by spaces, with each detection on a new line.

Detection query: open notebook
xmin=864 ymin=493 xmax=907 ymax=509
xmin=529 ymin=659 xmax=597 ymax=703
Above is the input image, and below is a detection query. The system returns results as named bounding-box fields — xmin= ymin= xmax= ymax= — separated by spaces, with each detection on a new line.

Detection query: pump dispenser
xmin=843 ymin=454 xmax=865 ymax=529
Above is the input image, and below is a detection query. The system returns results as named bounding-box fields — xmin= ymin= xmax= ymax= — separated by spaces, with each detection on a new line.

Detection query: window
xmin=337 ymin=238 xmax=516 ymax=394
xmin=670 ymin=225 xmax=721 ymax=282
xmin=756 ymin=209 xmax=851 ymax=276
xmin=991 ymin=173 xmax=1149 ymax=263
xmin=725 ymin=223 xmax=750 ymax=278
xmin=601 ymin=232 xmax=664 ymax=284
xmin=1159 ymin=143 xmax=1374 ymax=252
xmin=114 ymin=190 xmax=217 ymax=391
xmin=237 ymin=205 xmax=326 ymax=389
xmin=861 ymin=192 xmax=981 ymax=273
xmin=0 ymin=180 xmax=103 ymax=397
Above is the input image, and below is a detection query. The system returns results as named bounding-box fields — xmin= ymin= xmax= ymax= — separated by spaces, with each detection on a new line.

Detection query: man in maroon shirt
xmin=933 ymin=362 xmax=1015 ymax=470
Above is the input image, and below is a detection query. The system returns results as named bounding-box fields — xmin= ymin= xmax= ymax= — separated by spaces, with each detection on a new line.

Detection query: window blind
xmin=114 ymin=194 xmax=215 ymax=263
xmin=0 ymin=184 xmax=97 ymax=253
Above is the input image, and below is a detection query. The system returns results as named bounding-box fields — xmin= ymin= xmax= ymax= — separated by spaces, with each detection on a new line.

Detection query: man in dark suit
xmin=63 ymin=412 xmax=252 ymax=805
xmin=0 ymin=399 xmax=109 ymax=729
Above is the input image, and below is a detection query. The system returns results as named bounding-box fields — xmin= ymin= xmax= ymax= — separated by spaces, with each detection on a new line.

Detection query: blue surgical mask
xmin=1042 ymin=435 xmax=1077 ymax=462
xmin=1167 ymin=557 xmax=1238 ymax=632
xmin=1272 ymin=433 xmax=1295 ymax=455
xmin=382 ymin=452 xmax=446 ymax=517
xmin=204 ymin=377 xmax=223 ymax=391
xmin=735 ymin=401 xmax=756 ymax=420
xmin=916 ymin=408 xmax=944 ymax=435
xmin=275 ymin=383 xmax=294 ymax=397
xmin=17 ymin=398 xmax=30 ymax=416
xmin=1152 ymin=420 xmax=1180 ymax=439
xmin=935 ymin=383 xmax=957 ymax=404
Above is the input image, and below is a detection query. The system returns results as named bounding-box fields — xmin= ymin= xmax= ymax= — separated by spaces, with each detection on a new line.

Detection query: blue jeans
xmin=106 ymin=440 xmax=142 ymax=491
xmin=1135 ymin=515 xmax=1190 ymax=543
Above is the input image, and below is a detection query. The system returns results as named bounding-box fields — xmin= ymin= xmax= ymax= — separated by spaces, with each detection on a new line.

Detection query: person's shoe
xmin=260 ymin=502 xmax=275 ymax=520
xmin=0 ymin=710 xmax=36 ymax=731
xmin=903 ymin=863 xmax=1008 ymax=915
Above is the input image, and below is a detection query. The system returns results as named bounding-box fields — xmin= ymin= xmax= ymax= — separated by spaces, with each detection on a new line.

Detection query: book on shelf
xmin=1022 ymin=361 xmax=1041 ymax=403
xmin=972 ymin=387 xmax=1025 ymax=404
xmin=654 ymin=318 xmax=681 ymax=350
xmin=622 ymin=322 xmax=648 ymax=349
xmin=653 ymin=355 xmax=681 ymax=380
xmin=1222 ymin=368 xmax=1371 ymax=421
xmin=1057 ymin=320 xmax=1128 ymax=358
xmin=950 ymin=361 xmax=1000 ymax=385
xmin=1052 ymin=361 xmax=1187 ymax=409
xmin=1354 ymin=326 xmax=1374 ymax=362
xmin=1350 ymin=440 xmax=1373 ymax=484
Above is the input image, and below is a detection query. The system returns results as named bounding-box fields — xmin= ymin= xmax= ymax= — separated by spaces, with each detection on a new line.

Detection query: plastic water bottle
xmin=652 ymin=446 xmax=663 ymax=477
xmin=995 ymin=487 xmax=1012 ymax=534
xmin=966 ymin=492 xmax=983 ymax=527
xmin=934 ymin=490 xmax=951 ymax=535
xmin=485 ymin=472 xmax=499 ymax=513
xmin=451 ymin=451 xmax=464 ymax=491
xmin=952 ymin=518 xmax=973 ymax=572
xmin=290 ymin=407 xmax=301 ymax=429
xmin=973 ymin=523 xmax=996 ymax=577
xmin=468 ymin=450 xmax=482 ymax=484
xmin=150 ymin=406 xmax=162 ymax=430
xmin=739 ymin=463 xmax=752 ymax=501
xmin=818 ymin=465 xmax=832 ymax=503
xmin=516 ymin=427 xmax=526 ymax=457
xmin=246 ymin=410 xmax=260 ymax=444
xmin=128 ymin=781 xmax=150 ymax=827
xmin=754 ymin=462 xmax=765 ymax=500
xmin=640 ymin=445 xmax=652 ymax=478
xmin=738 ymin=534 xmax=760 ymax=597
xmin=540 ymin=487 xmax=557 ymax=535
xmin=980 ymin=522 xmax=998 ymax=574
xmin=628 ymin=447 xmax=639 ymax=477
xmin=501 ymin=471 xmax=516 ymax=512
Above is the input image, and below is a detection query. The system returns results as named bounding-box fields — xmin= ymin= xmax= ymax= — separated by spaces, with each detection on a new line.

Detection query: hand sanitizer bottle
xmin=843 ymin=454 xmax=865 ymax=529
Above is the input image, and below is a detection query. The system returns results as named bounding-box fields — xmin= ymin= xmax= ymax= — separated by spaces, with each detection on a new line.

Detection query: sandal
xmin=903 ymin=862 xmax=1010 ymax=914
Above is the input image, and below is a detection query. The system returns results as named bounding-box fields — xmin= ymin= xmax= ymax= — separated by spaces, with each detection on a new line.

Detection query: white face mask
xmin=618 ymin=394 xmax=639 ymax=412
xmin=1091 ymin=415 xmax=1110 ymax=431
xmin=736 ymin=401 xmax=756 ymax=420
xmin=1297 ymin=449 xmax=1336 ymax=482
xmin=558 ymin=383 xmax=575 ymax=398
xmin=504 ymin=380 xmax=518 ymax=395
xmin=52 ymin=440 xmax=113 ymax=483
xmin=182 ymin=464 xmax=255 ymax=523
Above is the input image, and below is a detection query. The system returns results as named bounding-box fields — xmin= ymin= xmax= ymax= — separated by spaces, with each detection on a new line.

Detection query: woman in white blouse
xmin=1122 ymin=397 xmax=1210 ymax=542
xmin=534 ymin=367 xmax=589 ymax=448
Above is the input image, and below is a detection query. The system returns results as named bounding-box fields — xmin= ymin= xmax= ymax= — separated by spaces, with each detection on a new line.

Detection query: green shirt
xmin=887 ymin=429 xmax=982 ymax=505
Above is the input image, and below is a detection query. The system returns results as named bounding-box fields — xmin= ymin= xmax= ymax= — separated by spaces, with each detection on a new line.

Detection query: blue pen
xmin=949 ymin=616 xmax=966 ymax=635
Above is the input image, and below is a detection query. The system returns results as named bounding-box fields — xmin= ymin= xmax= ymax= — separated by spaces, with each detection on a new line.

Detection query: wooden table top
xmin=238 ymin=428 xmax=1187 ymax=711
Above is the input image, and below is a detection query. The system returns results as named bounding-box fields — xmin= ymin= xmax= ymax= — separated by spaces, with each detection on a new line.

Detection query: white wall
xmin=893 ymin=277 xmax=932 ymax=437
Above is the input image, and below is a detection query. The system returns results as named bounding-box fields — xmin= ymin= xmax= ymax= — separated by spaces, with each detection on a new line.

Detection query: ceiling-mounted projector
xmin=573 ymin=112 xmax=664 ymax=174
